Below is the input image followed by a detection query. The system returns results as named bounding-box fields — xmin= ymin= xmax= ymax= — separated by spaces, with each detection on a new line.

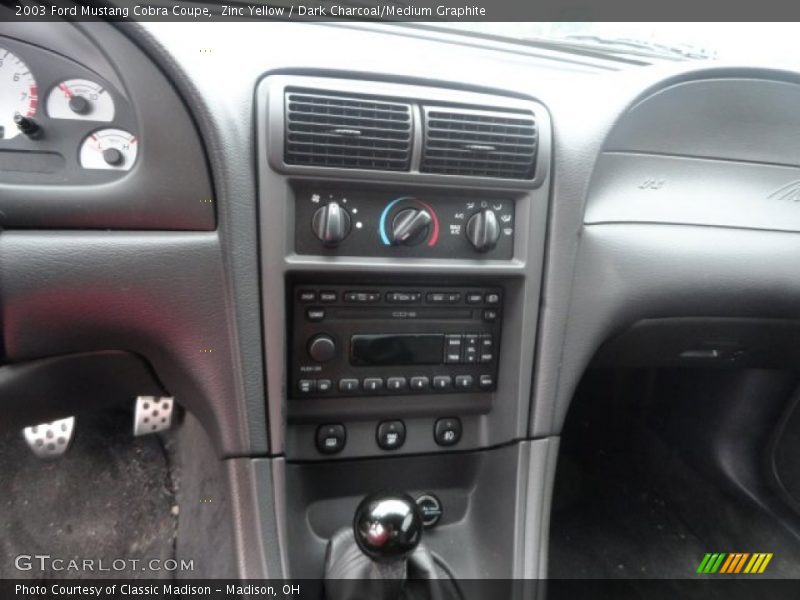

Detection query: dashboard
xmin=4 ymin=13 xmax=800 ymax=585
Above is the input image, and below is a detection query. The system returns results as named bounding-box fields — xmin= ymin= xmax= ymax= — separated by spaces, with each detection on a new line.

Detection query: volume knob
xmin=308 ymin=334 xmax=337 ymax=363
xmin=312 ymin=202 xmax=351 ymax=247
xmin=466 ymin=209 xmax=500 ymax=253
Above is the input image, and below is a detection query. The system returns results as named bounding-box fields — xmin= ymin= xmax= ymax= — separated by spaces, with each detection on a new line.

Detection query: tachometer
xmin=0 ymin=47 xmax=38 ymax=140
xmin=79 ymin=128 xmax=138 ymax=170
xmin=47 ymin=78 xmax=114 ymax=121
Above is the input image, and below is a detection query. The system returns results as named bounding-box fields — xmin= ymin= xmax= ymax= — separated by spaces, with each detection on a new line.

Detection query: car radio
xmin=289 ymin=284 xmax=503 ymax=399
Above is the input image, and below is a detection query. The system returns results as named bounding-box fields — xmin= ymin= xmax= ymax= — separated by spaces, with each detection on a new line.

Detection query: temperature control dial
xmin=466 ymin=209 xmax=501 ymax=252
xmin=390 ymin=208 xmax=432 ymax=246
xmin=312 ymin=201 xmax=351 ymax=247
xmin=379 ymin=197 xmax=440 ymax=248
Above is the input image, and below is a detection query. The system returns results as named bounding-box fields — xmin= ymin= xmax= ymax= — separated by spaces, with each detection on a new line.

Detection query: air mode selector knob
xmin=312 ymin=202 xmax=351 ymax=247
xmin=390 ymin=208 xmax=432 ymax=246
xmin=308 ymin=334 xmax=337 ymax=363
xmin=466 ymin=209 xmax=501 ymax=252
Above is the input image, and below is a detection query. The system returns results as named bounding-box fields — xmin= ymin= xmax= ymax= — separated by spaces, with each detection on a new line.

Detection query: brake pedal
xmin=133 ymin=396 xmax=174 ymax=436
xmin=23 ymin=417 xmax=76 ymax=458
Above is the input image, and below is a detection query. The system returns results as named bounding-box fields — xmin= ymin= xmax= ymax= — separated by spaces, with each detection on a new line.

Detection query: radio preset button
xmin=455 ymin=375 xmax=474 ymax=389
xmin=306 ymin=308 xmax=325 ymax=322
xmin=377 ymin=420 xmax=406 ymax=450
xmin=344 ymin=291 xmax=380 ymax=303
xmin=319 ymin=291 xmax=338 ymax=303
xmin=386 ymin=291 xmax=422 ymax=303
xmin=410 ymin=376 xmax=430 ymax=390
xmin=317 ymin=423 xmax=346 ymax=454
xmin=338 ymin=378 xmax=359 ymax=393
xmin=433 ymin=375 xmax=452 ymax=390
xmin=466 ymin=293 xmax=484 ymax=304
xmin=363 ymin=377 xmax=384 ymax=392
xmin=426 ymin=292 xmax=461 ymax=304
xmin=387 ymin=377 xmax=407 ymax=391
xmin=434 ymin=417 xmax=462 ymax=446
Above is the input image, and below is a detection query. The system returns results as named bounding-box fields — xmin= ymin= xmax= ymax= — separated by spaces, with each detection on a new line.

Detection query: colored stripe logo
xmin=696 ymin=552 xmax=773 ymax=574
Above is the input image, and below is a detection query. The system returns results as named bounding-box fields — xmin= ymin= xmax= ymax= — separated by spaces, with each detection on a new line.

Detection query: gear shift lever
xmin=353 ymin=492 xmax=423 ymax=561
xmin=324 ymin=492 xmax=449 ymax=600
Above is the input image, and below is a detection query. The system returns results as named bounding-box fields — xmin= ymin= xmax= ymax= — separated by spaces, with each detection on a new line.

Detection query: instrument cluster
xmin=0 ymin=36 xmax=138 ymax=185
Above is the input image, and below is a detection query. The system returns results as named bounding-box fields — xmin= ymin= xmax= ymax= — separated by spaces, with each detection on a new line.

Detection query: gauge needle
xmin=58 ymin=83 xmax=73 ymax=98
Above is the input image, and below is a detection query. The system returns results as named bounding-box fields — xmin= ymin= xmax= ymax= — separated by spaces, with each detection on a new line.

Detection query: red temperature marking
xmin=58 ymin=83 xmax=73 ymax=98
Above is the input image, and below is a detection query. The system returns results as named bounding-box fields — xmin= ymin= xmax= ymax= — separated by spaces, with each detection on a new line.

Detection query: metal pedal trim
xmin=23 ymin=417 xmax=76 ymax=458
xmin=133 ymin=396 xmax=174 ymax=436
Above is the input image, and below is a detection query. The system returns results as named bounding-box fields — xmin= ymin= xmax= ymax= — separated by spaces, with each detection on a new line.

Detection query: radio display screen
xmin=350 ymin=334 xmax=444 ymax=366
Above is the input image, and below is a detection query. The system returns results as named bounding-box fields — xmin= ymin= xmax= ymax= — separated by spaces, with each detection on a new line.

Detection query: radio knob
xmin=390 ymin=208 xmax=432 ymax=246
xmin=466 ymin=209 xmax=500 ymax=253
xmin=308 ymin=334 xmax=337 ymax=363
xmin=312 ymin=202 xmax=351 ymax=247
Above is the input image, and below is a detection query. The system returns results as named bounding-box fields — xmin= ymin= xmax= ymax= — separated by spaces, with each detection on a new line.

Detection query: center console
xmin=257 ymin=74 xmax=554 ymax=581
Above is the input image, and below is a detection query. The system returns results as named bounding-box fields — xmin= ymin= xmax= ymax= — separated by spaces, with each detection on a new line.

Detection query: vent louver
xmin=421 ymin=107 xmax=537 ymax=179
xmin=284 ymin=91 xmax=412 ymax=171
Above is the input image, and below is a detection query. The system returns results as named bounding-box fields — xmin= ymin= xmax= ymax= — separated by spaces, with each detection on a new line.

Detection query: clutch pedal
xmin=23 ymin=417 xmax=76 ymax=458
xmin=133 ymin=396 xmax=174 ymax=436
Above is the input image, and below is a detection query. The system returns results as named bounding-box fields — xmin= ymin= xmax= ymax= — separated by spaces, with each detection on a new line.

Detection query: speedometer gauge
xmin=47 ymin=79 xmax=114 ymax=121
xmin=0 ymin=47 xmax=38 ymax=140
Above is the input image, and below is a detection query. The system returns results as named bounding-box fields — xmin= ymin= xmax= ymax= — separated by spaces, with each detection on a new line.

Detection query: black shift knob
xmin=353 ymin=492 xmax=423 ymax=561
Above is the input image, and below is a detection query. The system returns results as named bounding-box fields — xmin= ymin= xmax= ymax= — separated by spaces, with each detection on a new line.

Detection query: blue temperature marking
xmin=379 ymin=197 xmax=414 ymax=245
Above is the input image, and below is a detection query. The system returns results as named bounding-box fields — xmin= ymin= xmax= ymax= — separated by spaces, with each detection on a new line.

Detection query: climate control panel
xmin=294 ymin=187 xmax=515 ymax=259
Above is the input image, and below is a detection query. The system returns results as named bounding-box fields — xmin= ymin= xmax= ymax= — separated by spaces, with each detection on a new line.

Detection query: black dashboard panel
xmin=0 ymin=17 xmax=215 ymax=230
xmin=585 ymin=76 xmax=800 ymax=233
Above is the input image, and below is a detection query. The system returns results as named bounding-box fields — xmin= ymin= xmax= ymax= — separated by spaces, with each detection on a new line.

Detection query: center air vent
xmin=285 ymin=91 xmax=412 ymax=171
xmin=421 ymin=107 xmax=537 ymax=179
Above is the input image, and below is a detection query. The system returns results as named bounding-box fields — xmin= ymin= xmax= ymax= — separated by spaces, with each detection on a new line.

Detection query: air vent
xmin=284 ymin=91 xmax=412 ymax=171
xmin=421 ymin=107 xmax=537 ymax=179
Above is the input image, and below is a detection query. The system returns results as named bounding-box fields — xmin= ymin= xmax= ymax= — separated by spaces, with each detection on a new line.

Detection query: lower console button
xmin=434 ymin=417 xmax=462 ymax=446
xmin=363 ymin=377 xmax=384 ymax=392
xmin=479 ymin=374 xmax=494 ymax=389
xmin=317 ymin=379 xmax=332 ymax=393
xmin=386 ymin=377 xmax=407 ymax=391
xmin=410 ymin=376 xmax=430 ymax=391
xmin=376 ymin=420 xmax=406 ymax=450
xmin=338 ymin=378 xmax=359 ymax=393
xmin=316 ymin=423 xmax=346 ymax=454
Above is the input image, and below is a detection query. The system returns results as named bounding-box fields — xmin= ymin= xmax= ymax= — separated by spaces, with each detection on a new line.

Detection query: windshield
xmin=423 ymin=23 xmax=798 ymax=64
